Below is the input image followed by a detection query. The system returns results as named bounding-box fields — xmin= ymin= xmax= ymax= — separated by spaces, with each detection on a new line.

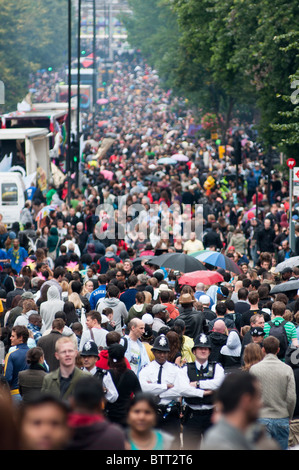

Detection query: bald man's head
xmin=212 ymin=319 xmax=227 ymax=334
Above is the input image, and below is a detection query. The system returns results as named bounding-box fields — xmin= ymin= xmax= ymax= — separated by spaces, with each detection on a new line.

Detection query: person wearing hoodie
xmin=39 ymin=285 xmax=65 ymax=332
xmin=96 ymin=284 xmax=128 ymax=333
xmin=127 ymin=291 xmax=147 ymax=323
xmin=219 ymin=329 xmax=242 ymax=372
xmin=208 ymin=319 xmax=228 ymax=363
xmin=97 ymin=246 xmax=121 ymax=274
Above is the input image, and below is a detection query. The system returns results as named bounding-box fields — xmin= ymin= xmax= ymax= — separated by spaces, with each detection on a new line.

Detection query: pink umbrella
xmin=97 ymin=98 xmax=109 ymax=105
xmin=172 ymin=153 xmax=189 ymax=162
xmin=100 ymin=170 xmax=114 ymax=180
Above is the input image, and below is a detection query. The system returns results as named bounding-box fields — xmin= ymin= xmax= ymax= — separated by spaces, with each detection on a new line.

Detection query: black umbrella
xmin=149 ymin=253 xmax=206 ymax=273
xmin=270 ymin=279 xmax=299 ymax=294
xmin=132 ymin=255 xmax=155 ymax=265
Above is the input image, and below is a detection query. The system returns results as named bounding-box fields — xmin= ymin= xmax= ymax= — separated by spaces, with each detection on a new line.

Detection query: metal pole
xmin=108 ymin=1 xmax=113 ymax=61
xmin=267 ymin=146 xmax=272 ymax=204
xmin=77 ymin=0 xmax=81 ymax=141
xmin=76 ymin=0 xmax=81 ymax=187
xmin=67 ymin=0 xmax=72 ymax=207
xmin=93 ymin=0 xmax=96 ymax=130
xmin=289 ymin=166 xmax=295 ymax=251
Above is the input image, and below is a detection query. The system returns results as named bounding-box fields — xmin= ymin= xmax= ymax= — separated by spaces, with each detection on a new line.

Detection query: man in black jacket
xmin=178 ymin=293 xmax=208 ymax=340
xmin=203 ymin=223 xmax=223 ymax=250
xmin=256 ymin=219 xmax=276 ymax=254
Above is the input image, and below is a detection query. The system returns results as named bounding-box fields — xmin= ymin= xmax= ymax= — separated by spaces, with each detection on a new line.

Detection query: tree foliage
xmin=123 ymin=0 xmax=299 ymax=155
xmin=0 ymin=0 xmax=69 ymax=112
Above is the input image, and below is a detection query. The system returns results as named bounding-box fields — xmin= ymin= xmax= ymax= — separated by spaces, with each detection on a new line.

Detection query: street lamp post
xmin=67 ymin=0 xmax=72 ymax=206
xmin=93 ymin=0 xmax=97 ymax=129
xmin=76 ymin=0 xmax=81 ymax=187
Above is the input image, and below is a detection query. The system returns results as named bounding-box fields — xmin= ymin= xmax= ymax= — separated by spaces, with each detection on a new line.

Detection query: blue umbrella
xmin=190 ymin=250 xmax=242 ymax=274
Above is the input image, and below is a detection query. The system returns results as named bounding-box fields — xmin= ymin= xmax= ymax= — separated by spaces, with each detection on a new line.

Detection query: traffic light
xmin=102 ymin=71 xmax=109 ymax=87
xmin=232 ymin=134 xmax=242 ymax=164
xmin=70 ymin=141 xmax=79 ymax=172
xmin=48 ymin=66 xmax=53 ymax=72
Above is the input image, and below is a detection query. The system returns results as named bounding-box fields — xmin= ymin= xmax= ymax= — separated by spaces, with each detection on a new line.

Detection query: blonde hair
xmin=143 ymin=291 xmax=152 ymax=304
xmin=55 ymin=336 xmax=77 ymax=352
xmin=60 ymin=279 xmax=69 ymax=293
xmin=242 ymin=343 xmax=264 ymax=371
xmin=68 ymin=292 xmax=83 ymax=309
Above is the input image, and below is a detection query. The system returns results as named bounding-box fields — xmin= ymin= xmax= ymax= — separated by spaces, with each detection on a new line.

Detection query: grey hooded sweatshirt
xmin=40 ymin=285 xmax=65 ymax=332
xmin=96 ymin=297 xmax=128 ymax=333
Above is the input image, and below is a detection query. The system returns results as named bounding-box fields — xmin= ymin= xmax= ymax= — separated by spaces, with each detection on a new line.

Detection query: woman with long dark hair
xmin=166 ymin=330 xmax=182 ymax=366
xmin=105 ymin=343 xmax=141 ymax=427
xmin=63 ymin=301 xmax=80 ymax=327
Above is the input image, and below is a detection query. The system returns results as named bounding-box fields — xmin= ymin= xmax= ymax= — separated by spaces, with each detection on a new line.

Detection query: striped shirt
xmin=263 ymin=316 xmax=297 ymax=342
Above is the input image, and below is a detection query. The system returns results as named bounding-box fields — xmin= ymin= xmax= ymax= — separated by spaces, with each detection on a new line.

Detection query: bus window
xmin=1 ymin=182 xmax=18 ymax=205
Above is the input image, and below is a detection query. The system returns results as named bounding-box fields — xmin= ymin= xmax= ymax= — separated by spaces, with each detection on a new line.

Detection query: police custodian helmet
xmin=152 ymin=334 xmax=170 ymax=352
xmin=193 ymin=333 xmax=212 ymax=350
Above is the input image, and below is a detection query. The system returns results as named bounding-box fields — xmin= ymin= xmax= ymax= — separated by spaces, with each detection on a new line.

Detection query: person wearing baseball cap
xmin=151 ymin=304 xmax=169 ymax=334
xmin=200 ymin=295 xmax=217 ymax=322
xmin=80 ymin=340 xmax=118 ymax=404
xmin=139 ymin=334 xmax=184 ymax=447
xmin=180 ymin=333 xmax=225 ymax=449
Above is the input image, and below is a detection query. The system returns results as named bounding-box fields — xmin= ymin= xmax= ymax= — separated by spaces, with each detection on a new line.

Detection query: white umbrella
xmin=157 ymin=157 xmax=176 ymax=165
xmin=172 ymin=153 xmax=189 ymax=162
xmin=275 ymin=256 xmax=299 ymax=273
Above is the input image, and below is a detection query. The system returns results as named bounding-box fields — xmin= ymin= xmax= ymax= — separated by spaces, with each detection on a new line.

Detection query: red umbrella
xmin=178 ymin=270 xmax=224 ymax=287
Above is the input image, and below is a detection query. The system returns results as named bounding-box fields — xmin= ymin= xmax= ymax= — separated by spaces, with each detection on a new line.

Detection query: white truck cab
xmin=0 ymin=172 xmax=25 ymax=227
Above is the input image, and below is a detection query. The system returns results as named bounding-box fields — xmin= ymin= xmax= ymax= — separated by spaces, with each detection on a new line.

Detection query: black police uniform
xmin=180 ymin=333 xmax=225 ymax=448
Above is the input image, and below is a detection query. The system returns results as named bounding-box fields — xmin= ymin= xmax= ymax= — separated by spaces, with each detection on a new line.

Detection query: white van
xmin=0 ymin=172 xmax=25 ymax=227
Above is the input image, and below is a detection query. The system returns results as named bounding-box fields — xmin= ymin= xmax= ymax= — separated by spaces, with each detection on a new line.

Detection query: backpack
xmin=268 ymin=320 xmax=288 ymax=359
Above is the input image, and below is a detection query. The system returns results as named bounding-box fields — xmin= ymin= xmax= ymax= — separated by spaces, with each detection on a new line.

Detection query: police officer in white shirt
xmin=80 ymin=340 xmax=118 ymax=404
xmin=138 ymin=334 xmax=183 ymax=447
xmin=180 ymin=333 xmax=225 ymax=449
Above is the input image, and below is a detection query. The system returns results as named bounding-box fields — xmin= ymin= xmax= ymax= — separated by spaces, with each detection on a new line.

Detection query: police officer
xmin=138 ymin=334 xmax=183 ymax=447
xmin=180 ymin=333 xmax=225 ymax=449
xmin=80 ymin=340 xmax=118 ymax=404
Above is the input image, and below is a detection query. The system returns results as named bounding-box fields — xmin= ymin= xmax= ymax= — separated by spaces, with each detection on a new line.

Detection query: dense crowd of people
xmin=0 ymin=53 xmax=299 ymax=452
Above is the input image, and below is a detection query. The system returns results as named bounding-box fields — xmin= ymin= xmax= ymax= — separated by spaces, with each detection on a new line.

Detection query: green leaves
xmin=0 ymin=0 xmax=69 ymax=112
xmin=116 ymin=0 xmax=299 ymax=154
